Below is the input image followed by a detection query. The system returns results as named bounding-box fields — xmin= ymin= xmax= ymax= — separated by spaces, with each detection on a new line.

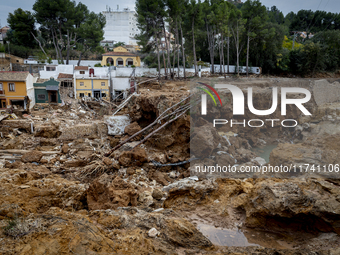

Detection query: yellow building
xmin=75 ymin=77 xmax=110 ymax=99
xmin=0 ymin=71 xmax=35 ymax=109
xmin=101 ymin=46 xmax=141 ymax=67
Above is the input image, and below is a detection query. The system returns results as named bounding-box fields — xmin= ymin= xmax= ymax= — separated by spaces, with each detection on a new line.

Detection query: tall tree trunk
xmin=246 ymin=34 xmax=249 ymax=77
xmin=172 ymin=32 xmax=176 ymax=79
xmin=176 ymin=18 xmax=180 ymax=79
xmin=222 ymin=34 xmax=226 ymax=79
xmin=156 ymin=32 xmax=161 ymax=79
xmin=51 ymin=29 xmax=59 ymax=61
xmin=219 ymin=33 xmax=222 ymax=75
xmin=163 ymin=24 xmax=172 ymax=79
xmin=227 ymin=35 xmax=230 ymax=74
xmin=77 ymin=52 xmax=82 ymax=66
xmin=180 ymin=22 xmax=186 ymax=79
xmin=66 ymin=30 xmax=70 ymax=65
xmin=206 ymin=22 xmax=215 ymax=74
xmin=192 ymin=18 xmax=198 ymax=76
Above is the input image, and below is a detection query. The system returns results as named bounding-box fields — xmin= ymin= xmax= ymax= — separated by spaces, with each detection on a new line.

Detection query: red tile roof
xmin=102 ymin=52 xmax=137 ymax=57
xmin=74 ymin=66 xmax=89 ymax=71
xmin=58 ymin=73 xmax=73 ymax=79
xmin=0 ymin=71 xmax=30 ymax=81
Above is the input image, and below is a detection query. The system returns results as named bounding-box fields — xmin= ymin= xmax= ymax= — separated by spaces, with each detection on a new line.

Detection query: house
xmin=34 ymin=78 xmax=61 ymax=104
xmin=101 ymin=46 xmax=141 ymax=67
xmin=74 ymin=67 xmax=110 ymax=100
xmin=0 ymin=71 xmax=35 ymax=109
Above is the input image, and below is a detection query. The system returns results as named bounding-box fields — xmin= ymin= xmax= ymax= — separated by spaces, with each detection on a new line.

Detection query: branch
xmin=31 ymin=32 xmax=48 ymax=58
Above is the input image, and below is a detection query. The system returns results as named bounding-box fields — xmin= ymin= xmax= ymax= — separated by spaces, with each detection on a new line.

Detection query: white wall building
xmin=102 ymin=6 xmax=139 ymax=46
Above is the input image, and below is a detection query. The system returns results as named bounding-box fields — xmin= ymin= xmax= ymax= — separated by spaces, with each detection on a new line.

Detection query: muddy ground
xmin=0 ymin=77 xmax=340 ymax=254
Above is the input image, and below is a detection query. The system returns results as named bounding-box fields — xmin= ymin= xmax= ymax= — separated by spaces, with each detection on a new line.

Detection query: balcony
xmin=0 ymin=90 xmax=5 ymax=96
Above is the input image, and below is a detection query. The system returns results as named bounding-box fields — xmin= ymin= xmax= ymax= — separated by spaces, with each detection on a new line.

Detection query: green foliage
xmin=94 ymin=63 xmax=102 ymax=67
xmin=114 ymin=42 xmax=125 ymax=47
xmin=7 ymin=8 xmax=36 ymax=48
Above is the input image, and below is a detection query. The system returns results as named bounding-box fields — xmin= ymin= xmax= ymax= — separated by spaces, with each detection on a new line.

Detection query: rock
xmin=61 ymin=144 xmax=69 ymax=154
xmin=124 ymin=122 xmax=142 ymax=136
xmin=126 ymin=168 xmax=135 ymax=175
xmin=109 ymin=137 xmax=120 ymax=148
xmin=151 ymin=171 xmax=169 ymax=186
xmin=238 ymin=179 xmax=340 ymax=234
xmin=21 ymin=151 xmax=43 ymax=163
xmin=252 ymin=157 xmax=266 ymax=165
xmin=190 ymin=124 xmax=220 ymax=157
xmin=164 ymin=219 xmax=212 ymax=248
xmin=169 ymin=171 xmax=176 ymax=178
xmin=118 ymin=147 xmax=147 ymax=167
xmin=148 ymin=228 xmax=159 ymax=238
xmin=138 ymin=191 xmax=154 ymax=206
xmin=102 ymin=157 xmax=112 ymax=166
xmin=64 ymin=160 xmax=87 ymax=167
xmin=152 ymin=189 xmax=163 ymax=200
xmin=86 ymin=174 xmax=139 ymax=210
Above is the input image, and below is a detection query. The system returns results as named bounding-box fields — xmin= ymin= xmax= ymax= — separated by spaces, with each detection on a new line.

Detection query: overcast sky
xmin=0 ymin=0 xmax=338 ymax=27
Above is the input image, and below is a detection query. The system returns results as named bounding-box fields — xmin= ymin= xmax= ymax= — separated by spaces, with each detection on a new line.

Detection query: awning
xmin=46 ymin=85 xmax=59 ymax=91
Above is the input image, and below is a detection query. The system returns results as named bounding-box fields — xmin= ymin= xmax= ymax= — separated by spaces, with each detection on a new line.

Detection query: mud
xmin=0 ymin=77 xmax=339 ymax=254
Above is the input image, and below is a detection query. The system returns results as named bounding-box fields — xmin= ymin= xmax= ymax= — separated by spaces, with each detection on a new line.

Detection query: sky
xmin=0 ymin=0 xmax=339 ymax=27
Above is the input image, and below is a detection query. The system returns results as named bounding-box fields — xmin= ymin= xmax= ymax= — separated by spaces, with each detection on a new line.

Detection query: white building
xmin=102 ymin=6 xmax=139 ymax=46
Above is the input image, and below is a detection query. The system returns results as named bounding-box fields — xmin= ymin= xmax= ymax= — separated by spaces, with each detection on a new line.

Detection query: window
xmin=37 ymin=94 xmax=46 ymax=100
xmin=102 ymin=93 xmax=106 ymax=97
xmin=46 ymin=66 xmax=56 ymax=71
xmin=88 ymin=93 xmax=91 ymax=97
xmin=101 ymin=82 xmax=105 ymax=86
xmin=79 ymin=93 xmax=84 ymax=98
xmin=80 ymin=71 xmax=85 ymax=74
xmin=118 ymin=60 xmax=123 ymax=65
xmin=8 ymin=83 xmax=15 ymax=92
xmin=80 ymin=82 xmax=84 ymax=86
xmin=0 ymin=83 xmax=3 ymax=91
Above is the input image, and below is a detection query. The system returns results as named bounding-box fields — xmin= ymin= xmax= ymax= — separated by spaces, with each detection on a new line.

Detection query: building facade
xmin=74 ymin=67 xmax=110 ymax=100
xmin=34 ymin=78 xmax=61 ymax=104
xmin=0 ymin=71 xmax=35 ymax=109
xmin=102 ymin=7 xmax=138 ymax=45
xmin=101 ymin=46 xmax=141 ymax=67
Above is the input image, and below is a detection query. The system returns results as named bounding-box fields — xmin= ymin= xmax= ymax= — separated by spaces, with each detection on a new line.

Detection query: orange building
xmin=0 ymin=71 xmax=35 ymax=109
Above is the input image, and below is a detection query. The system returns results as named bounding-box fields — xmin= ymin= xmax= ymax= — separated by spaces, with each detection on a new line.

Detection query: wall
xmin=76 ymin=78 xmax=109 ymax=99
xmin=111 ymin=77 xmax=130 ymax=91
xmin=26 ymin=73 xmax=36 ymax=108
xmin=40 ymin=65 xmax=74 ymax=79
xmin=102 ymin=10 xmax=138 ymax=45
xmin=101 ymin=56 xmax=141 ymax=67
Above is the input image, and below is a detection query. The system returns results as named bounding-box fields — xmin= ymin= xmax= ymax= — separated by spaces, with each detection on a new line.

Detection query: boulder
xmin=21 ymin=151 xmax=43 ymax=163
xmin=124 ymin=122 xmax=142 ymax=136
xmin=86 ymin=174 xmax=139 ymax=210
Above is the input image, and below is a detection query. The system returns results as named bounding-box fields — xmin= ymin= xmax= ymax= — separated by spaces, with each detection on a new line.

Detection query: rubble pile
xmin=0 ymin=78 xmax=340 ymax=254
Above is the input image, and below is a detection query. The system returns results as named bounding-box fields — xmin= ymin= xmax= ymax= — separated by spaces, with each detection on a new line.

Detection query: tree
xmin=33 ymin=0 xmax=91 ymax=64
xmin=77 ymin=12 xmax=106 ymax=66
xmin=7 ymin=8 xmax=37 ymax=48
xmin=114 ymin=42 xmax=126 ymax=47
xmin=229 ymin=8 xmax=245 ymax=76
xmin=135 ymin=0 xmax=167 ymax=78
xmin=185 ymin=0 xmax=203 ymax=76
xmin=242 ymin=0 xmax=268 ymax=77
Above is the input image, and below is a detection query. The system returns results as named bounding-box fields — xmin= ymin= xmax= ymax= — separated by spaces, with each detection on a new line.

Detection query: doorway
xmin=94 ymin=91 xmax=101 ymax=99
xmin=49 ymin=91 xmax=57 ymax=103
